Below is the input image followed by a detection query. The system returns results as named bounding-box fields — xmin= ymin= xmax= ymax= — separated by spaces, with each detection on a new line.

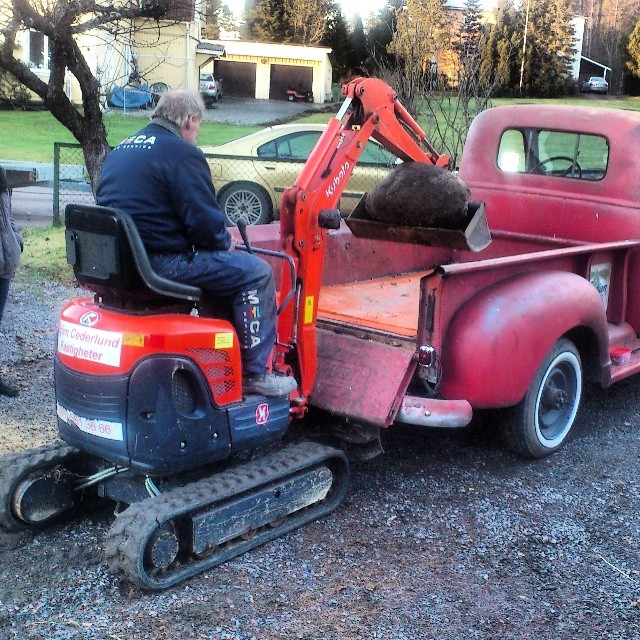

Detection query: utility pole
xmin=519 ymin=0 xmax=530 ymax=92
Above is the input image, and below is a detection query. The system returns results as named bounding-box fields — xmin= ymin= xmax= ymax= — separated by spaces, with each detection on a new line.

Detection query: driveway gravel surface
xmin=0 ymin=279 xmax=639 ymax=639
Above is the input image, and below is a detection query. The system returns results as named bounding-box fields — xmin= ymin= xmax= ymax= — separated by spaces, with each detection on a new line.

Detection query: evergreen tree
xmin=202 ymin=1 xmax=236 ymax=39
xmin=627 ymin=18 xmax=640 ymax=79
xmin=245 ymin=0 xmax=334 ymax=44
xmin=520 ymin=0 xmax=575 ymax=96
xmin=244 ymin=0 xmax=291 ymax=41
xmin=367 ymin=3 xmax=400 ymax=67
xmin=480 ymin=0 xmax=574 ymax=97
xmin=458 ymin=0 xmax=485 ymax=58
xmin=480 ymin=0 xmax=520 ymax=92
xmin=323 ymin=8 xmax=355 ymax=80
xmin=349 ymin=17 xmax=369 ymax=70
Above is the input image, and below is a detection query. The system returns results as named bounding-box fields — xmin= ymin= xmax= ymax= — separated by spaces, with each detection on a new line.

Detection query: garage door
xmin=214 ymin=61 xmax=257 ymax=98
xmin=269 ymin=65 xmax=313 ymax=101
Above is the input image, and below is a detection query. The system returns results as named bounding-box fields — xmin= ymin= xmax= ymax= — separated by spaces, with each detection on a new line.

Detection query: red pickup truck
xmin=251 ymin=103 xmax=640 ymax=459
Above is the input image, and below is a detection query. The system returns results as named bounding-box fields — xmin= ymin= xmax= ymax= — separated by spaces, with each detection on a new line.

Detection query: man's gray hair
xmin=152 ymin=90 xmax=205 ymax=127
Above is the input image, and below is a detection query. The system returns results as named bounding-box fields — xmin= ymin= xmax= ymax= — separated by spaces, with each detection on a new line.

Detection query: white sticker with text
xmin=58 ymin=320 xmax=123 ymax=367
xmin=57 ymin=402 xmax=124 ymax=442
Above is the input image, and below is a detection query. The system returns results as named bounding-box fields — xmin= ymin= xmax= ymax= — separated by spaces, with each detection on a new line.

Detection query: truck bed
xmin=318 ymin=271 xmax=427 ymax=338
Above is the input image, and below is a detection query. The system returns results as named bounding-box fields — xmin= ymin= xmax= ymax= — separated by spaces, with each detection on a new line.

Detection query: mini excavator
xmin=0 ymin=78 xmax=479 ymax=589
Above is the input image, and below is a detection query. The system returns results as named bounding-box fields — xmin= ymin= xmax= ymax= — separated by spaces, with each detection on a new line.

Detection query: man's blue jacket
xmin=96 ymin=119 xmax=231 ymax=253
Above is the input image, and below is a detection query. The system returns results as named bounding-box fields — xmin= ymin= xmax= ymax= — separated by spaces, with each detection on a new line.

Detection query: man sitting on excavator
xmin=96 ymin=89 xmax=296 ymax=397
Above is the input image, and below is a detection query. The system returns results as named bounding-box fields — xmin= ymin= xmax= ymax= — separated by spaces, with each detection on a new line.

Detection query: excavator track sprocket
xmin=104 ymin=440 xmax=349 ymax=589
xmin=0 ymin=441 xmax=81 ymax=531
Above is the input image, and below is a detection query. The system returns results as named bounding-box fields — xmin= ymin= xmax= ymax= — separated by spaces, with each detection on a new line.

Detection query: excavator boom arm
xmin=275 ymin=78 xmax=450 ymax=406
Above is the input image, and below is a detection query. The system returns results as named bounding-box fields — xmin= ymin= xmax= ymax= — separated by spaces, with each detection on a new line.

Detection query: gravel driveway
xmin=121 ymin=96 xmax=330 ymax=126
xmin=1 ymin=279 xmax=639 ymax=639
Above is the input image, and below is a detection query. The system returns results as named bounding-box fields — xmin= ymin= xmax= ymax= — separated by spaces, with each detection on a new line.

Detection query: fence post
xmin=53 ymin=142 xmax=61 ymax=226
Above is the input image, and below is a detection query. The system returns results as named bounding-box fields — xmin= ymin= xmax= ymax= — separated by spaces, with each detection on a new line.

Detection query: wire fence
xmin=53 ymin=143 xmax=94 ymax=225
xmin=53 ymin=138 xmax=396 ymax=226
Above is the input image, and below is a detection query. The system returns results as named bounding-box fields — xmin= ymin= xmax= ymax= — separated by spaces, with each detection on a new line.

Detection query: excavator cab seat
xmin=64 ymin=203 xmax=202 ymax=310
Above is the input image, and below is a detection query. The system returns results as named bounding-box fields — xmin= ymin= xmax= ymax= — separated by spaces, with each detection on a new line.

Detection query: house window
xmin=139 ymin=0 xmax=195 ymax=21
xmin=28 ymin=30 xmax=48 ymax=70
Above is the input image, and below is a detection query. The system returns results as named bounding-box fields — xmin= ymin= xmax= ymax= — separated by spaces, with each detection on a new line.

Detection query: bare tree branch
xmin=0 ymin=0 xmax=187 ymax=189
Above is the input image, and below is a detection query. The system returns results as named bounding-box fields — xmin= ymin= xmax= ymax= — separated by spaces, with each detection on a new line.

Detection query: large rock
xmin=365 ymin=162 xmax=470 ymax=229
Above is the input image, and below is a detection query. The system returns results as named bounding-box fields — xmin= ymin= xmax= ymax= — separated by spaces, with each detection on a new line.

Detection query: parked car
xmin=581 ymin=76 xmax=608 ymax=94
xmin=199 ymin=72 xmax=223 ymax=106
xmin=202 ymin=124 xmax=399 ymax=226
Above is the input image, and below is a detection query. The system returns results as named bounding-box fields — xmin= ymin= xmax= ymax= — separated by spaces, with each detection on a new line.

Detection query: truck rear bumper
xmin=396 ymin=395 xmax=472 ymax=429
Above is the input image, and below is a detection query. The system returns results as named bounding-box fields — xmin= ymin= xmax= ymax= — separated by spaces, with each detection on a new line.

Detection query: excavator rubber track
xmin=104 ymin=440 xmax=349 ymax=590
xmin=0 ymin=441 xmax=81 ymax=531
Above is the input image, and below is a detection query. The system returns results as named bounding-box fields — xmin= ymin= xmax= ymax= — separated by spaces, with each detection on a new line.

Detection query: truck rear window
xmin=497 ymin=128 xmax=609 ymax=181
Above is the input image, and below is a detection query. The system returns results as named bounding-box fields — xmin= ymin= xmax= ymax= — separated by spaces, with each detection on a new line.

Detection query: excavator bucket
xmin=344 ymin=196 xmax=492 ymax=253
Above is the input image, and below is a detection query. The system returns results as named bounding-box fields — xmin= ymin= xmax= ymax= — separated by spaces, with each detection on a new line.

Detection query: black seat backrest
xmin=65 ymin=204 xmax=202 ymax=302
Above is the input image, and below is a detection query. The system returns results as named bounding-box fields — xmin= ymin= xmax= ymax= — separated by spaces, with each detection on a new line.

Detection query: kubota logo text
xmin=325 ymin=161 xmax=350 ymax=198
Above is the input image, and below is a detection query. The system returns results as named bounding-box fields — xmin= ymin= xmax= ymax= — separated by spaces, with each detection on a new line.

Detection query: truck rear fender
xmin=438 ymin=271 xmax=609 ymax=408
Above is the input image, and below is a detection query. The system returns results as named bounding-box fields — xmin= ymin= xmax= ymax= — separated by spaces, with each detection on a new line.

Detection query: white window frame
xmin=22 ymin=29 xmax=50 ymax=72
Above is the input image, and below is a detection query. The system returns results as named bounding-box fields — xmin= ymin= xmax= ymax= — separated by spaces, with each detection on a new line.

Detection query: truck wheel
xmin=502 ymin=338 xmax=582 ymax=458
xmin=218 ymin=182 xmax=273 ymax=226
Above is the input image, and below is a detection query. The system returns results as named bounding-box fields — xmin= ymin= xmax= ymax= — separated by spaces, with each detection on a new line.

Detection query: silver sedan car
xmin=581 ymin=77 xmax=608 ymax=94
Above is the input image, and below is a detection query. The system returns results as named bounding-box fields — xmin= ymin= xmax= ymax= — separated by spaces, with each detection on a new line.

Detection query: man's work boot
xmin=0 ymin=377 xmax=18 ymax=398
xmin=243 ymin=372 xmax=297 ymax=397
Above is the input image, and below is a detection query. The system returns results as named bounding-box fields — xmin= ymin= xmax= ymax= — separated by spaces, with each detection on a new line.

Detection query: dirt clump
xmin=365 ymin=162 xmax=470 ymax=229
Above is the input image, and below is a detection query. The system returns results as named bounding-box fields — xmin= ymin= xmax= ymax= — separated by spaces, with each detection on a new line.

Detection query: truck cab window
xmin=498 ymin=128 xmax=609 ymax=181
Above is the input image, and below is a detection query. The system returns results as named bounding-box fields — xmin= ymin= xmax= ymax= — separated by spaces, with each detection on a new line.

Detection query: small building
xmin=197 ymin=40 xmax=333 ymax=103
xmin=12 ymin=1 xmax=204 ymax=106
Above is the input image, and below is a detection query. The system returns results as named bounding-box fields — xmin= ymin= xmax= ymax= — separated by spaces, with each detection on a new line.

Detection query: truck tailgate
xmin=311 ymin=328 xmax=415 ymax=427
xmin=311 ymin=273 xmax=427 ymax=426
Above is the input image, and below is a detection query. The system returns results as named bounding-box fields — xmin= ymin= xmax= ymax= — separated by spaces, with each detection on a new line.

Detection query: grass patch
xmin=0 ymin=110 xmax=260 ymax=163
xmin=17 ymin=226 xmax=72 ymax=284
xmin=4 ymin=95 xmax=637 ymax=163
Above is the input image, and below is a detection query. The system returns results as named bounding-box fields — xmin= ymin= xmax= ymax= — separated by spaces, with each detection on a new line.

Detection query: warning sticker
xmin=57 ymin=402 xmax=124 ymax=441
xmin=304 ymin=295 xmax=315 ymax=325
xmin=57 ymin=320 xmax=123 ymax=367
xmin=123 ymin=332 xmax=145 ymax=347
xmin=215 ymin=332 xmax=234 ymax=349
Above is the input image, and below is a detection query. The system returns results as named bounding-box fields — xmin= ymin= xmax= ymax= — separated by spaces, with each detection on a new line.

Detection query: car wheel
xmin=287 ymin=94 xmax=295 ymax=102
xmin=218 ymin=182 xmax=273 ymax=226
xmin=501 ymin=338 xmax=582 ymax=458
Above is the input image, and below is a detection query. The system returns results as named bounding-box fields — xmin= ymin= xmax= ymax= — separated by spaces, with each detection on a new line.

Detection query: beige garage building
xmin=197 ymin=40 xmax=333 ymax=103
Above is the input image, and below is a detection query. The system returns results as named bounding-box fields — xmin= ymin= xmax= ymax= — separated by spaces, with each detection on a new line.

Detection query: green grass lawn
xmin=18 ymin=225 xmax=71 ymax=284
xmin=0 ymin=110 xmax=260 ymax=162
xmin=3 ymin=95 xmax=640 ymax=163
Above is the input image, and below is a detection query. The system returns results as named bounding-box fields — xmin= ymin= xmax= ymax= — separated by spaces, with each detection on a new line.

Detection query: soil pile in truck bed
xmin=365 ymin=161 xmax=470 ymax=229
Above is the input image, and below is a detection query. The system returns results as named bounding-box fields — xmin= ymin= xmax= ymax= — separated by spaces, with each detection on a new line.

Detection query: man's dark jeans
xmin=149 ymin=250 xmax=277 ymax=375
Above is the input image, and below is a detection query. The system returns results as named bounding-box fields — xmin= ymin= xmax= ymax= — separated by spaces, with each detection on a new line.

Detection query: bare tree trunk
xmin=0 ymin=1 xmax=182 ymax=189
